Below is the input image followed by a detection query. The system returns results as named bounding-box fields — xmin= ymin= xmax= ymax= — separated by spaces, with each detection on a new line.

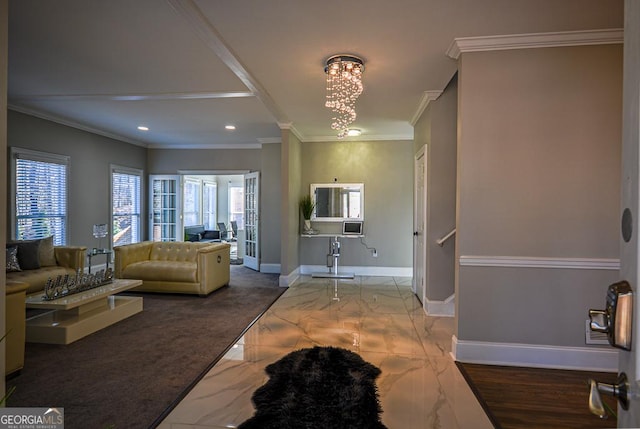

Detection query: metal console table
xmin=301 ymin=233 xmax=364 ymax=279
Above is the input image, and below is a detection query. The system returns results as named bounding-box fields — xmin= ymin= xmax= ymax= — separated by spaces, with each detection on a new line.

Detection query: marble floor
xmin=158 ymin=275 xmax=493 ymax=429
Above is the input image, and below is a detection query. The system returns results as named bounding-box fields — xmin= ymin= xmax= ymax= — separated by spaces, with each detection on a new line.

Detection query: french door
xmin=149 ymin=175 xmax=182 ymax=241
xmin=243 ymin=172 xmax=260 ymax=270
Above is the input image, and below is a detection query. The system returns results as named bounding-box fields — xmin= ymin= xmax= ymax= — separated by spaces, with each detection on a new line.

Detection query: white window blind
xmin=183 ymin=178 xmax=201 ymax=227
xmin=13 ymin=149 xmax=68 ymax=245
xmin=112 ymin=167 xmax=142 ymax=247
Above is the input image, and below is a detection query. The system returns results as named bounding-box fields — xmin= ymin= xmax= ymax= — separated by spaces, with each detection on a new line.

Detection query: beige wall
xmin=456 ymin=44 xmax=622 ymax=347
xmin=299 ymin=140 xmax=414 ymax=267
xmin=414 ymin=76 xmax=458 ymax=302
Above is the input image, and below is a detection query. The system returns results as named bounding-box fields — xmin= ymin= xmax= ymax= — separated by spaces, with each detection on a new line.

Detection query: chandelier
xmin=324 ymin=55 xmax=365 ymax=139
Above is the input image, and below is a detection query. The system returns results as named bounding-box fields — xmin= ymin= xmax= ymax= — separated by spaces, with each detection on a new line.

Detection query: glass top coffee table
xmin=25 ymin=278 xmax=143 ymax=345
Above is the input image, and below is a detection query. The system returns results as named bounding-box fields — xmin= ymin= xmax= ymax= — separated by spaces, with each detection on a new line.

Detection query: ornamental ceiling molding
xmin=410 ymin=90 xmax=444 ymax=126
xmin=446 ymin=28 xmax=623 ymax=60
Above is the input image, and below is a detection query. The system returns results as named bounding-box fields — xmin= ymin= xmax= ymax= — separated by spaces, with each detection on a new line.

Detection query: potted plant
xmin=299 ymin=195 xmax=316 ymax=233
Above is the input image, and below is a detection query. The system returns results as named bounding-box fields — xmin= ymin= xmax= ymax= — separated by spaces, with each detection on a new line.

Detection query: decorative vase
xmin=303 ymin=219 xmax=312 ymax=233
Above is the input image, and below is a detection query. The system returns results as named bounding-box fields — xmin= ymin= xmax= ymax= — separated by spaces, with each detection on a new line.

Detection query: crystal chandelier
xmin=324 ymin=55 xmax=365 ymax=139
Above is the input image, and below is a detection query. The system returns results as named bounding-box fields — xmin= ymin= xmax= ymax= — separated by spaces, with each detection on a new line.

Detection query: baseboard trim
xmin=459 ymin=255 xmax=620 ymax=270
xmin=451 ymin=336 xmax=618 ymax=372
xmin=259 ymin=263 xmax=280 ymax=274
xmin=299 ymin=265 xmax=412 ymax=277
xmin=425 ymin=294 xmax=455 ymax=317
xmin=279 ymin=267 xmax=300 ymax=287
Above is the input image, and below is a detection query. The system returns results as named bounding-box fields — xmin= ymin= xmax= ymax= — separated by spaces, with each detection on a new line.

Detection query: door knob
xmin=588 ymin=373 xmax=629 ymax=418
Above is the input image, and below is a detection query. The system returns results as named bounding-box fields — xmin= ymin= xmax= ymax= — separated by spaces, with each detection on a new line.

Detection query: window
xmin=112 ymin=166 xmax=142 ymax=247
xmin=202 ymin=181 xmax=217 ymax=230
xmin=12 ymin=148 xmax=69 ymax=245
xmin=183 ymin=178 xmax=202 ymax=227
xmin=229 ymin=184 xmax=244 ymax=229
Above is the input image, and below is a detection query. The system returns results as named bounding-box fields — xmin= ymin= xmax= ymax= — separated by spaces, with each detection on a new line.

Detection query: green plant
xmin=299 ymin=195 xmax=315 ymax=220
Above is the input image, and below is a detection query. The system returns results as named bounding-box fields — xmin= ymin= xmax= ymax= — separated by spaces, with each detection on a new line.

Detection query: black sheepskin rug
xmin=239 ymin=346 xmax=388 ymax=429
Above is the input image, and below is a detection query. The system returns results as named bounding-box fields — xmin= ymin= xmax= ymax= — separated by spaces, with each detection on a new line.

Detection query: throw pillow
xmin=14 ymin=240 xmax=41 ymax=270
xmin=203 ymin=230 xmax=220 ymax=240
xmin=38 ymin=235 xmax=57 ymax=267
xmin=5 ymin=246 xmax=21 ymax=272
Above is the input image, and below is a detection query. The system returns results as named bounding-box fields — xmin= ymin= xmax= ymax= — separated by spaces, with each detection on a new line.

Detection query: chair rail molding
xmin=459 ymin=255 xmax=620 ymax=270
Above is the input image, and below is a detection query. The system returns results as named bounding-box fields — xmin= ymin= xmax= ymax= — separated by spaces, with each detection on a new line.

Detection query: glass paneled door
xmin=149 ymin=175 xmax=182 ymax=241
xmin=243 ymin=172 xmax=259 ymax=271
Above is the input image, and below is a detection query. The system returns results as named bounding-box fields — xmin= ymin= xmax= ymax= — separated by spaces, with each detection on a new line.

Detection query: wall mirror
xmin=311 ymin=183 xmax=364 ymax=221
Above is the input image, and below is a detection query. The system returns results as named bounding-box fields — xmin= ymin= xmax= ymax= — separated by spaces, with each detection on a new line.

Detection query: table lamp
xmin=93 ymin=223 xmax=108 ymax=250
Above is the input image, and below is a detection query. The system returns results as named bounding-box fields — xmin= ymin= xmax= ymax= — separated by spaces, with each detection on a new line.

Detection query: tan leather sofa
xmin=5 ymin=281 xmax=28 ymax=375
xmin=6 ymin=246 xmax=87 ymax=295
xmin=114 ymin=241 xmax=231 ymax=296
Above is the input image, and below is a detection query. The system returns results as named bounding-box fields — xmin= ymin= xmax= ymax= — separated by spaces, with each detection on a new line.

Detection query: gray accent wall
xmin=280 ymin=129 xmax=302 ymax=276
xmin=261 ymin=143 xmax=281 ymax=265
xmin=456 ymin=44 xmax=622 ymax=347
xmin=7 ymin=110 xmax=147 ymax=249
xmin=414 ymin=76 xmax=458 ymax=303
xmin=299 ymin=140 xmax=414 ymax=268
xmin=1 ymin=0 xmax=8 ymax=383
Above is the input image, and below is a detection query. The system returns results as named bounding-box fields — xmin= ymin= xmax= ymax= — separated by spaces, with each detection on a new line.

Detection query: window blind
xmin=15 ymin=156 xmax=67 ymax=245
xmin=112 ymin=169 xmax=141 ymax=246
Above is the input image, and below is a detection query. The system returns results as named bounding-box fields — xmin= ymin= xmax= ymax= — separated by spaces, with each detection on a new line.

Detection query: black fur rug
xmin=239 ymin=346 xmax=388 ymax=429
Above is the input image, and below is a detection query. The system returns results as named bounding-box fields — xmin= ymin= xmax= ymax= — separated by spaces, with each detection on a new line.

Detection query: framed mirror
xmin=311 ymin=183 xmax=364 ymax=221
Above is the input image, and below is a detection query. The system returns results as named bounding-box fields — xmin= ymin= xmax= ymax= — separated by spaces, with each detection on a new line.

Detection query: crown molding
xmin=446 ymin=28 xmax=623 ymax=59
xmin=10 ymin=91 xmax=255 ymax=102
xmin=257 ymin=137 xmax=282 ymax=144
xmin=147 ymin=142 xmax=262 ymax=150
xmin=410 ymin=90 xmax=443 ymax=126
xmin=8 ymin=104 xmax=149 ymax=148
xmin=302 ymin=133 xmax=413 ymax=143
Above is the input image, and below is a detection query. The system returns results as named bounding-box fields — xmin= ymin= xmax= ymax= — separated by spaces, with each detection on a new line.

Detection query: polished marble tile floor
xmin=158 ymin=276 xmax=493 ymax=429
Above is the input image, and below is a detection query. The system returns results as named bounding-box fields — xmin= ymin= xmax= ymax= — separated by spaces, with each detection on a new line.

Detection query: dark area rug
xmin=456 ymin=362 xmax=618 ymax=429
xmin=239 ymin=346 xmax=388 ymax=429
xmin=7 ymin=266 xmax=284 ymax=429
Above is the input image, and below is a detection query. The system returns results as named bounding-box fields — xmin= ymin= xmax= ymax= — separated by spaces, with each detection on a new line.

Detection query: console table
xmin=301 ymin=234 xmax=364 ymax=279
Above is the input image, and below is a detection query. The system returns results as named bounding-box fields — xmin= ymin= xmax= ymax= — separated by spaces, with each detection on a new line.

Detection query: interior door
xmin=149 ymin=175 xmax=182 ymax=242
xmin=618 ymin=1 xmax=640 ymax=425
xmin=243 ymin=171 xmax=260 ymax=271
xmin=413 ymin=148 xmax=426 ymax=303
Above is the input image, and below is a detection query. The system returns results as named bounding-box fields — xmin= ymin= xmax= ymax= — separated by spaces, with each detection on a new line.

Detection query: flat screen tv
xmin=342 ymin=221 xmax=363 ymax=235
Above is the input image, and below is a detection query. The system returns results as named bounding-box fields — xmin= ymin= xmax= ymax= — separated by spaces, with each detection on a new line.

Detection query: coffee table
xmin=25 ymin=278 xmax=143 ymax=345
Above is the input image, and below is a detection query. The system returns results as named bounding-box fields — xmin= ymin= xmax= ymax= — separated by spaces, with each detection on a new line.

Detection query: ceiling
xmin=8 ymin=0 xmax=623 ymax=149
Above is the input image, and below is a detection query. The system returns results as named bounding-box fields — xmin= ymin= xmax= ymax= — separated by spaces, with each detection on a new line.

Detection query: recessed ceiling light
xmin=137 ymin=126 xmax=149 ymax=131
xmin=225 ymin=125 xmax=236 ymax=130
xmin=347 ymin=129 xmax=362 ymax=137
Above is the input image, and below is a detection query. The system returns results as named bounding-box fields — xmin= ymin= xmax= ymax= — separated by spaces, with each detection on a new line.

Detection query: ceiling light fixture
xmin=347 ymin=129 xmax=362 ymax=137
xmin=324 ymin=54 xmax=365 ymax=139
xmin=225 ymin=125 xmax=236 ymax=130
xmin=137 ymin=126 xmax=149 ymax=131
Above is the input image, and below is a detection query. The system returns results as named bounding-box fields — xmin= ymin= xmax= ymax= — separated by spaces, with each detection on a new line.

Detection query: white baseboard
xmin=425 ymin=294 xmax=455 ymax=317
xmin=259 ymin=263 xmax=280 ymax=274
xmin=452 ymin=336 xmax=618 ymax=372
xmin=279 ymin=267 xmax=300 ymax=287
xmin=299 ymin=265 xmax=412 ymax=277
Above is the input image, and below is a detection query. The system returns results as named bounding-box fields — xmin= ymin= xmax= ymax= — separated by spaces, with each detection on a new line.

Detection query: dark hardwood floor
xmin=456 ymin=362 xmax=618 ymax=429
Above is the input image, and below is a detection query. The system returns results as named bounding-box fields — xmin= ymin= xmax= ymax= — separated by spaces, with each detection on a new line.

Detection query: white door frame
xmin=413 ymin=146 xmax=427 ymax=304
xmin=243 ymin=171 xmax=260 ymax=271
